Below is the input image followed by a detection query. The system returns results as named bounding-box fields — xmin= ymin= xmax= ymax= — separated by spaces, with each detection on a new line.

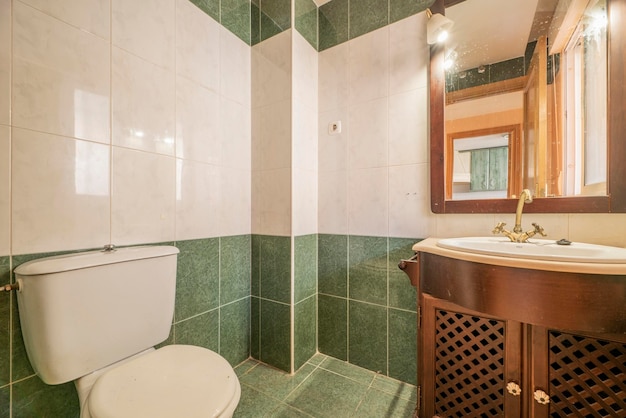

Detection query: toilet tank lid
xmin=14 ymin=246 xmax=180 ymax=276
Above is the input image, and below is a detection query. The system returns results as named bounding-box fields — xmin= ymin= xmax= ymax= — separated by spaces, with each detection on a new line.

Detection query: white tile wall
xmin=292 ymin=32 xmax=319 ymax=236
xmin=12 ymin=129 xmax=110 ymax=254
xmin=112 ymin=47 xmax=176 ymax=155
xmin=2 ymin=0 xmax=252 ymax=256
xmin=251 ymin=30 xmax=293 ymax=236
xmin=20 ymin=0 xmax=111 ymax=39
xmin=112 ymin=0 xmax=175 ymax=70
xmin=0 ymin=0 xmax=11 ymax=127
xmin=175 ymin=0 xmax=220 ymax=90
xmin=0 ymin=126 xmax=10 ymax=255
xmin=12 ymin=2 xmax=110 ymax=143
xmin=111 ymin=147 xmax=176 ymax=245
xmin=175 ymin=76 xmax=221 ymax=164
xmin=1 ymin=0 xmax=624 ymax=257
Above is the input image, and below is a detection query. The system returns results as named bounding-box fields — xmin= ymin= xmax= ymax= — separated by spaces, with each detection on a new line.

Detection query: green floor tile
xmin=284 ymin=368 xmax=369 ymax=417
xmin=353 ymin=387 xmax=416 ymax=418
xmin=319 ymin=357 xmax=376 ymax=386
xmin=239 ymin=362 xmax=316 ymax=401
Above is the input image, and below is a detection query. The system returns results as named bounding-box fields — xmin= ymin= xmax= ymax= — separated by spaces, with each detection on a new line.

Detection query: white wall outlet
xmin=328 ymin=120 xmax=342 ymax=135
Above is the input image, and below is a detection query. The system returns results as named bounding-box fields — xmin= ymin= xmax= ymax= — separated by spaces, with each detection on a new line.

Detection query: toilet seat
xmin=87 ymin=345 xmax=240 ymax=418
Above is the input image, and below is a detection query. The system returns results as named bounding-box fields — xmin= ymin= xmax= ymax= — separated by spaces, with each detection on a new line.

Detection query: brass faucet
xmin=493 ymin=189 xmax=547 ymax=243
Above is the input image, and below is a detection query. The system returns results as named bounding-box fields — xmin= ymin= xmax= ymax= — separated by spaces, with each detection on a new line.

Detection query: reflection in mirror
xmin=447 ymin=125 xmax=521 ymax=200
xmin=444 ymin=0 xmax=607 ymax=200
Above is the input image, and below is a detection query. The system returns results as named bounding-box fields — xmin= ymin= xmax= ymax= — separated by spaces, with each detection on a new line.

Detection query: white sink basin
xmin=436 ymin=237 xmax=626 ymax=263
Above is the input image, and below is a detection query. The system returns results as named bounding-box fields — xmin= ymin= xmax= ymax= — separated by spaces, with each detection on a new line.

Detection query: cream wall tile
xmin=12 ymin=129 xmax=110 ymax=254
xmin=569 ymin=213 xmax=626 ymax=247
xmin=435 ymin=213 xmax=498 ymax=238
xmin=0 ymin=126 xmax=9 ymax=255
xmin=389 ymin=13 xmax=429 ymax=95
xmin=12 ymin=2 xmax=110 ymax=143
xmin=220 ymin=167 xmax=252 ymax=236
xmin=220 ymin=27 xmax=251 ymax=106
xmin=112 ymin=0 xmax=175 ymax=69
xmin=348 ymin=97 xmax=388 ymax=169
xmin=252 ymin=30 xmax=292 ymax=108
xmin=348 ymin=167 xmax=388 ymax=237
xmin=0 ymin=0 xmax=10 ymax=126
xmin=318 ymin=170 xmax=348 ymax=234
xmin=389 ymin=88 xmax=428 ymax=166
xmin=176 ymin=76 xmax=220 ymax=164
xmin=293 ymin=168 xmax=318 ymax=236
xmin=112 ymin=47 xmax=175 ymax=156
xmin=318 ymin=108 xmax=348 ymax=172
xmin=293 ymin=101 xmax=318 ymax=172
xmin=258 ymin=100 xmax=291 ymax=170
xmin=176 ymin=0 xmax=220 ymax=91
xmin=348 ymin=27 xmax=389 ymax=105
xmin=318 ymin=43 xmax=349 ymax=113
xmin=251 ymin=171 xmax=262 ymax=234
xmin=175 ymin=159 xmax=220 ymax=240
xmin=221 ymin=97 xmax=251 ymax=170
xmin=251 ymin=108 xmax=262 ymax=172
xmin=111 ymin=147 xmax=175 ymax=245
xmin=21 ymin=0 xmax=111 ymax=39
xmin=294 ymin=163 xmax=317 ymax=254
xmin=258 ymin=168 xmax=291 ymax=236
xmin=389 ymin=164 xmax=435 ymax=239
xmin=293 ymin=31 xmax=318 ymax=111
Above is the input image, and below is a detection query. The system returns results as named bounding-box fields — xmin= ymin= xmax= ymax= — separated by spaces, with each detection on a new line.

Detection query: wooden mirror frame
xmin=430 ymin=0 xmax=626 ymax=214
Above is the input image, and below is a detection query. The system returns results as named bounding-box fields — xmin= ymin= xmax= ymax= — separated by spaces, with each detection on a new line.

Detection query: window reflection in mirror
xmin=444 ymin=0 xmax=607 ymax=200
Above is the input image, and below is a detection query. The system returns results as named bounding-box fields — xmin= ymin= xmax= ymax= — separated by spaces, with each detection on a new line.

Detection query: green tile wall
xmin=319 ymin=0 xmax=433 ymax=51
xmin=349 ymin=0 xmax=389 ymax=39
xmin=294 ymin=295 xmax=317 ymax=369
xmin=251 ymin=234 xmax=292 ymax=372
xmin=260 ymin=299 xmax=291 ymax=371
xmin=2 ymin=236 xmax=252 ymax=417
xmin=258 ymin=235 xmax=291 ymax=303
xmin=295 ymin=234 xmax=317 ymax=303
xmin=186 ymin=0 xmax=431 ymax=50
xmin=318 ymin=234 xmax=419 ymax=384
xmin=175 ymin=238 xmax=220 ymax=321
xmin=175 ymin=309 xmax=220 ymax=351
xmin=0 ymin=386 xmax=8 ymax=418
xmin=318 ymin=294 xmax=348 ymax=360
xmin=446 ymin=56 xmax=527 ymax=93
xmin=295 ymin=0 xmax=318 ymax=49
xmin=349 ymin=235 xmax=388 ymax=305
xmin=319 ymin=0 xmax=349 ymax=51
xmin=12 ymin=378 xmax=78 ymax=418
xmin=251 ymin=234 xmax=318 ymax=373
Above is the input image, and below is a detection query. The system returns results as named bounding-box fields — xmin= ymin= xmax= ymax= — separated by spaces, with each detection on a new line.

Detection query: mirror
xmin=430 ymin=0 xmax=626 ymax=213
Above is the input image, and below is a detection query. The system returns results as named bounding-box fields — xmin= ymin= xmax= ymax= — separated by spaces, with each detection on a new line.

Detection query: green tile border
xmin=185 ymin=0 xmax=432 ymax=49
xmin=295 ymin=0 xmax=318 ymax=49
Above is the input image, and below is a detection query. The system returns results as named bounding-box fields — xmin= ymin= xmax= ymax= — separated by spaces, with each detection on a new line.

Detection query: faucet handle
xmin=493 ymin=222 xmax=506 ymax=234
xmin=531 ymin=223 xmax=547 ymax=237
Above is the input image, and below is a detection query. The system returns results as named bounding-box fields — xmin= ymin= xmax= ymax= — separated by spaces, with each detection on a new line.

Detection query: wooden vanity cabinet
xmin=412 ymin=252 xmax=626 ymax=418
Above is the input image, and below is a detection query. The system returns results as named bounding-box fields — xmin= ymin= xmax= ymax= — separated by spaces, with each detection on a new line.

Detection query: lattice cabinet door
xmin=530 ymin=326 xmax=626 ymax=418
xmin=420 ymin=295 xmax=523 ymax=417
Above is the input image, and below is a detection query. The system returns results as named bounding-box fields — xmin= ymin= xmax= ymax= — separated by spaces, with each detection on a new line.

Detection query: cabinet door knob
xmin=533 ymin=389 xmax=550 ymax=405
xmin=506 ymin=382 xmax=522 ymax=396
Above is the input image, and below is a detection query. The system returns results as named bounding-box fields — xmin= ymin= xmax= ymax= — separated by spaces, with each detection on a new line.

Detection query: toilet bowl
xmin=78 ymin=345 xmax=240 ymax=418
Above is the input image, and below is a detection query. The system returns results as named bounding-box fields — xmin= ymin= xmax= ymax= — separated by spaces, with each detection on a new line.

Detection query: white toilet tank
xmin=14 ymin=246 xmax=179 ymax=385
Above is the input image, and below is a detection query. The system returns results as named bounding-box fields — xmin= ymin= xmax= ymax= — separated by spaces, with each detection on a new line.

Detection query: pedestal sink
xmin=436 ymin=237 xmax=626 ymax=264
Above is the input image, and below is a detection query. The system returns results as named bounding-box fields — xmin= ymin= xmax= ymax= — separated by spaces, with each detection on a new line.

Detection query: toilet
xmin=14 ymin=245 xmax=241 ymax=418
